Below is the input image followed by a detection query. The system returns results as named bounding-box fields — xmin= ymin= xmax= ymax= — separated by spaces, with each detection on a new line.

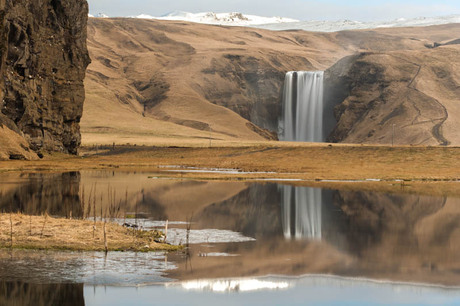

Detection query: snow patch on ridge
xmin=94 ymin=13 xmax=109 ymax=18
xmin=91 ymin=11 xmax=460 ymax=32
xmin=257 ymin=14 xmax=460 ymax=32
xmin=133 ymin=11 xmax=299 ymax=26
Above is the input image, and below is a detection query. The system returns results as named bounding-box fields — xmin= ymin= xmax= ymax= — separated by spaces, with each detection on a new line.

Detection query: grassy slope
xmin=0 ymin=125 xmax=38 ymax=161
xmin=83 ymin=19 xmax=460 ymax=146
xmin=332 ymin=46 xmax=460 ymax=146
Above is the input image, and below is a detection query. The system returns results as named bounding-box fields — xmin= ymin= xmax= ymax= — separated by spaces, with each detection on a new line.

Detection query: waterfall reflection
xmin=280 ymin=185 xmax=322 ymax=240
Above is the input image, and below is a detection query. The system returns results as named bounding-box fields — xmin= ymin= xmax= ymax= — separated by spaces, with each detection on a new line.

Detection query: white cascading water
xmin=280 ymin=71 xmax=324 ymax=142
xmin=280 ymin=185 xmax=322 ymax=240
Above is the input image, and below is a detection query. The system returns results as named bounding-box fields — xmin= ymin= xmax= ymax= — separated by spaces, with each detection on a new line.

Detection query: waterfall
xmin=280 ymin=71 xmax=324 ymax=142
xmin=280 ymin=185 xmax=322 ymax=240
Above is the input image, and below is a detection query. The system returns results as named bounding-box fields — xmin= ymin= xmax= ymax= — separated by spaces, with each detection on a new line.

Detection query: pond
xmin=1 ymin=171 xmax=460 ymax=305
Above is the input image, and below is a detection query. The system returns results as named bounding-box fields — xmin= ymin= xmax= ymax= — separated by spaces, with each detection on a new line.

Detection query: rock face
xmin=324 ymin=46 xmax=460 ymax=145
xmin=0 ymin=0 xmax=90 ymax=156
xmin=200 ymin=54 xmax=287 ymax=133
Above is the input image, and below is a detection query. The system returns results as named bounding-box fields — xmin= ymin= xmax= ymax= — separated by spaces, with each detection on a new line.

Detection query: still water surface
xmin=1 ymin=171 xmax=460 ymax=305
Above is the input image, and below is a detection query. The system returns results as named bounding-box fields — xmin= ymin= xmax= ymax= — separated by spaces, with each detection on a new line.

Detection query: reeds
xmin=184 ymin=214 xmax=194 ymax=272
xmin=107 ymin=187 xmax=122 ymax=222
xmin=80 ymin=183 xmax=135 ymax=251
xmin=164 ymin=220 xmax=168 ymax=243
xmin=103 ymin=220 xmax=108 ymax=253
xmin=186 ymin=214 xmax=193 ymax=248
xmin=9 ymin=212 xmax=13 ymax=248
xmin=93 ymin=183 xmax=97 ymax=238
xmin=40 ymin=213 xmax=48 ymax=238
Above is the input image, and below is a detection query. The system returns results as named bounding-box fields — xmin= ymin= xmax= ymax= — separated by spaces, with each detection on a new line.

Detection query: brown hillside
xmin=83 ymin=19 xmax=460 ymax=146
xmin=325 ymin=45 xmax=460 ymax=145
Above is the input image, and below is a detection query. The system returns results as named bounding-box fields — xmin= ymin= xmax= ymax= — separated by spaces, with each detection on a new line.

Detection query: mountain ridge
xmin=90 ymin=11 xmax=460 ymax=32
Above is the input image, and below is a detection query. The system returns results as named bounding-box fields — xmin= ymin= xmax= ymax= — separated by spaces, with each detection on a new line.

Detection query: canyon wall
xmin=324 ymin=46 xmax=460 ymax=145
xmin=0 ymin=0 xmax=90 ymax=158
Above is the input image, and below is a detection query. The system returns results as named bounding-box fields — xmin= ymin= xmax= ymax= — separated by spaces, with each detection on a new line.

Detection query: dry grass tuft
xmin=0 ymin=213 xmax=180 ymax=252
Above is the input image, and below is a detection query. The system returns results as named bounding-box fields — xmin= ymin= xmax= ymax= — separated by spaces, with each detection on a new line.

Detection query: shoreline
xmin=0 ymin=144 xmax=458 ymax=196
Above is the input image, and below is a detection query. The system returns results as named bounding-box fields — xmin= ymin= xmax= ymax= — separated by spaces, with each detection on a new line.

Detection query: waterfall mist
xmin=280 ymin=185 xmax=322 ymax=240
xmin=279 ymin=71 xmax=324 ymax=142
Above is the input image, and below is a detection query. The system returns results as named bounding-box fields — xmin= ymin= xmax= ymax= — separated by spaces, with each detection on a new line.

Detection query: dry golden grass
xmin=0 ymin=143 xmax=458 ymax=180
xmin=0 ymin=144 xmax=458 ymax=195
xmin=0 ymin=125 xmax=38 ymax=161
xmin=0 ymin=213 xmax=180 ymax=252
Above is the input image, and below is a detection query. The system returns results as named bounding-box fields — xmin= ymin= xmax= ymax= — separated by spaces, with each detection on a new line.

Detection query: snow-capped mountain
xmin=257 ymin=14 xmax=460 ymax=32
xmin=133 ymin=11 xmax=299 ymax=26
xmin=91 ymin=11 xmax=460 ymax=32
xmin=91 ymin=13 xmax=109 ymax=18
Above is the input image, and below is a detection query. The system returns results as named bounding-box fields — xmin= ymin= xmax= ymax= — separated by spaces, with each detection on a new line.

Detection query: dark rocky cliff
xmin=0 ymin=0 xmax=90 ymax=155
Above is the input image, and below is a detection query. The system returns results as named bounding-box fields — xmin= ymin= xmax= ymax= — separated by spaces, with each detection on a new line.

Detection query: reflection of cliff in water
xmin=333 ymin=191 xmax=455 ymax=264
xmin=279 ymin=186 xmax=349 ymax=251
xmin=173 ymin=184 xmax=460 ymax=285
xmin=194 ymin=183 xmax=283 ymax=239
xmin=194 ymin=184 xmax=346 ymax=246
xmin=2 ymin=171 xmax=460 ymax=285
xmin=0 ymin=282 xmax=84 ymax=306
xmin=1 ymin=170 xmax=457 ymax=266
xmin=205 ymin=183 xmax=457 ymax=261
xmin=0 ymin=172 xmax=82 ymax=218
